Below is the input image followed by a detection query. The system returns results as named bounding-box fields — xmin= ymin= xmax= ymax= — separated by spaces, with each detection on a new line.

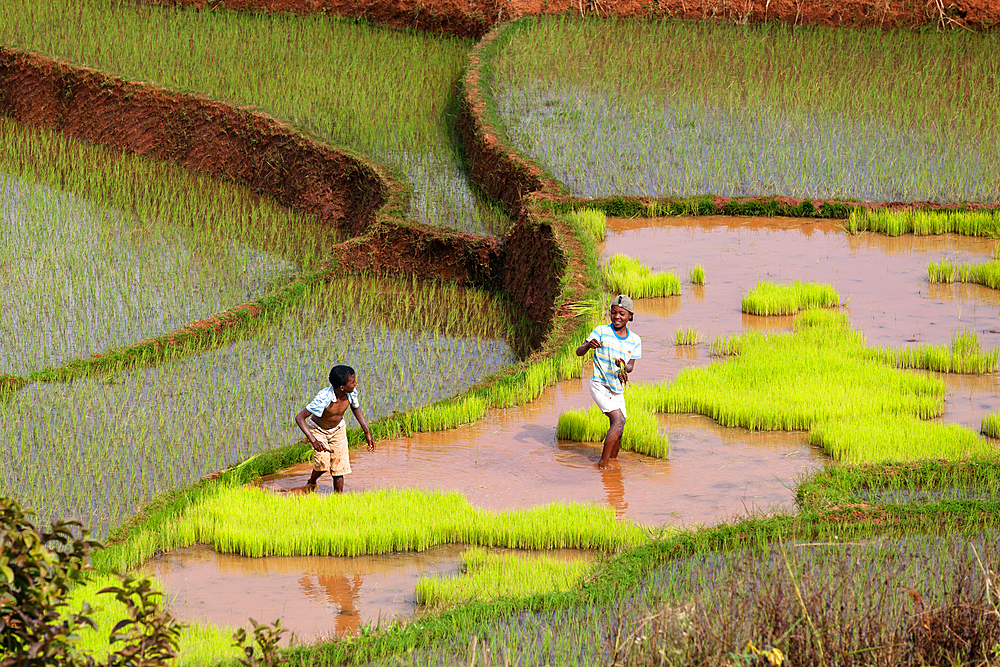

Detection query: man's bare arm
xmin=294 ymin=407 xmax=326 ymax=451
xmin=351 ymin=405 xmax=375 ymax=451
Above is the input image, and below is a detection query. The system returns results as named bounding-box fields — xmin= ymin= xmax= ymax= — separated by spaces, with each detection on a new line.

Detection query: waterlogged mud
xmin=261 ymin=378 xmax=820 ymax=526
xmin=141 ymin=543 xmax=591 ymax=640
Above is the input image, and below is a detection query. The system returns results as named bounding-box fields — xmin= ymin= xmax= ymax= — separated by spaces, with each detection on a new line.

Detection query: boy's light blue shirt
xmin=588 ymin=324 xmax=641 ymax=394
xmin=306 ymin=386 xmax=360 ymax=417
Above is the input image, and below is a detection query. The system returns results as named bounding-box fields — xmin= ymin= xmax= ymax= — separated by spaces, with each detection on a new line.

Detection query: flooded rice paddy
xmin=142 ymin=544 xmax=592 ymax=640
xmin=0 ymin=281 xmax=514 ymax=535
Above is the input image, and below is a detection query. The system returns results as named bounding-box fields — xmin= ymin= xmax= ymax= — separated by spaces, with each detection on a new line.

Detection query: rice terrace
xmin=3 ymin=0 xmax=1000 ymax=664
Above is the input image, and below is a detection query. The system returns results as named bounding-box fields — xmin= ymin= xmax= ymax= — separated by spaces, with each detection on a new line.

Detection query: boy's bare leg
xmin=307 ymin=469 xmax=323 ymax=486
xmin=599 ymin=409 xmax=626 ymax=469
xmin=332 ymin=475 xmax=344 ymax=493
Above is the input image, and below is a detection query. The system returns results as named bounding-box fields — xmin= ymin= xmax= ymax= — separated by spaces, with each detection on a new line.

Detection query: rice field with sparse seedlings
xmin=0 ymin=0 xmax=507 ymax=235
xmin=6 ymin=4 xmax=1000 ymax=666
xmin=602 ymin=253 xmax=681 ymax=298
xmin=741 ymin=280 xmax=840 ymax=316
xmin=492 ymin=18 xmax=1000 ymax=203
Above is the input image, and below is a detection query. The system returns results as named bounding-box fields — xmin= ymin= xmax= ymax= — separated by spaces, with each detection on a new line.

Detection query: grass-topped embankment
xmin=414 ymin=548 xmax=594 ymax=611
xmin=741 ymin=280 xmax=839 ymax=316
xmin=559 ymin=310 xmax=992 ymax=463
xmin=849 ymin=207 xmax=1000 ymax=237
xmin=96 ymin=487 xmax=648 ymax=572
xmin=492 ymin=17 xmax=1000 ymax=203
xmin=602 ymin=254 xmax=680 ymax=298
xmin=565 ymin=208 xmax=606 ymax=242
xmin=0 ymin=0 xmax=506 ymax=234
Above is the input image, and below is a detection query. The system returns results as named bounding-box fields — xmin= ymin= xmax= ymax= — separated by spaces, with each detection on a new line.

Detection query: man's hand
xmin=310 ymin=437 xmax=326 ymax=452
xmin=586 ymin=338 xmax=601 ymax=349
xmin=365 ymin=433 xmax=375 ymax=451
xmin=615 ymin=358 xmax=629 ymax=386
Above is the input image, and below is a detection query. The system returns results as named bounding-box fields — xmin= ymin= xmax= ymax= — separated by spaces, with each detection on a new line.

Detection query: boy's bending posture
xmin=295 ymin=364 xmax=375 ymax=492
xmin=576 ymin=295 xmax=641 ymax=469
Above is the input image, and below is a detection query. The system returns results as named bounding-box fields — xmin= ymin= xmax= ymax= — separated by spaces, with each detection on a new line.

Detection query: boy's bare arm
xmin=576 ymin=338 xmax=601 ymax=357
xmin=351 ymin=405 xmax=375 ymax=451
xmin=294 ymin=407 xmax=326 ymax=451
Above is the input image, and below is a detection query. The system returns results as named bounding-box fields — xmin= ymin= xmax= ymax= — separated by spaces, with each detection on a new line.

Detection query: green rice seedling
xmin=689 ymin=265 xmax=706 ymax=285
xmin=809 ymin=415 xmax=990 ymax=463
xmin=565 ymin=208 xmax=607 ymax=242
xmin=674 ymin=327 xmax=702 ymax=346
xmin=602 ymin=254 xmax=680 ymax=298
xmin=866 ymin=330 xmax=997 ymax=373
xmin=741 ymin=280 xmax=839 ymax=316
xmin=491 ymin=18 xmax=1000 ymax=203
xmin=848 ymin=208 xmax=1000 ymax=238
xmin=414 ymin=547 xmax=594 ymax=610
xmin=0 ymin=1 xmax=504 ymax=234
xmin=98 ymin=487 xmax=649 ymax=570
xmin=65 ymin=573 xmax=240 ymax=666
xmin=710 ymin=334 xmax=742 ymax=356
xmin=927 ymin=260 xmax=1000 ymax=290
xmin=555 ymin=390 xmax=668 ymax=458
xmin=646 ymin=310 xmax=946 ymax=441
xmin=982 ymin=413 xmax=1000 ymax=438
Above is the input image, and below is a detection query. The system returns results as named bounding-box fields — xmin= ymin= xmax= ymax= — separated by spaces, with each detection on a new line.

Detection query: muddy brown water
xmin=142 ymin=544 xmax=592 ymax=641
xmin=153 ymin=216 xmax=1000 ymax=638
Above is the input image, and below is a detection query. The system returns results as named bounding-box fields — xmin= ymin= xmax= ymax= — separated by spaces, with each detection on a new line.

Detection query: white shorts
xmin=589 ymin=379 xmax=627 ymax=418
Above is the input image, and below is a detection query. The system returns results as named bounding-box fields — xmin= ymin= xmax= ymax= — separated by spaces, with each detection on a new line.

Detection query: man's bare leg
xmin=332 ymin=475 xmax=344 ymax=493
xmin=599 ymin=409 xmax=626 ymax=469
xmin=307 ymin=469 xmax=323 ymax=486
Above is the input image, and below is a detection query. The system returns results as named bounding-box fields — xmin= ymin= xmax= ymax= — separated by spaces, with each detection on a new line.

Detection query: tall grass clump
xmin=982 ymin=413 xmax=1000 ymax=438
xmin=848 ymin=208 xmax=1000 ymax=237
xmin=675 ymin=327 xmax=702 ymax=345
xmin=741 ymin=280 xmax=839 ymax=316
xmin=602 ymin=254 xmax=680 ymax=298
xmin=97 ymin=487 xmax=648 ymax=570
xmin=565 ymin=208 xmax=607 ymax=241
xmin=0 ymin=1 xmax=505 ymax=234
xmin=690 ymin=265 xmax=706 ymax=285
xmin=867 ymin=330 xmax=997 ymax=373
xmin=928 ymin=260 xmax=1000 ymax=290
xmin=414 ymin=548 xmax=593 ymax=610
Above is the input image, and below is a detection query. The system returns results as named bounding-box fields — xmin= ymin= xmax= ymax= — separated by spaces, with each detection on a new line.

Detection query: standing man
xmin=576 ymin=295 xmax=641 ymax=469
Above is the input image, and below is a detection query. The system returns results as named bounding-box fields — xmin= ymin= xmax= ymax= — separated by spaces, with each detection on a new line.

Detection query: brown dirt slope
xmin=147 ymin=0 xmax=999 ymax=36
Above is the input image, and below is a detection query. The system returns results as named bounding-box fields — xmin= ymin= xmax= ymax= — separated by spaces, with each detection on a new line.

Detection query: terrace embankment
xmin=141 ymin=0 xmax=1000 ymax=35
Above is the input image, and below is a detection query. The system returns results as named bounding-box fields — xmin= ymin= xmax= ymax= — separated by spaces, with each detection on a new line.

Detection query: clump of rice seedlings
xmin=710 ymin=334 xmax=742 ymax=356
xmin=414 ymin=547 xmax=593 ymax=610
xmin=982 ymin=413 xmax=1000 ymax=438
xmin=66 ymin=573 xmax=239 ymax=665
xmin=565 ymin=208 xmax=607 ymax=241
xmin=809 ymin=414 xmax=990 ymax=463
xmin=928 ymin=260 xmax=1000 ymax=290
xmin=98 ymin=487 xmax=648 ymax=570
xmin=741 ymin=280 xmax=839 ymax=316
xmin=556 ymin=403 xmax=667 ymax=459
xmin=848 ymin=208 xmax=1000 ymax=238
xmin=674 ymin=327 xmax=702 ymax=346
xmin=867 ymin=330 xmax=997 ymax=373
xmin=602 ymin=254 xmax=680 ymax=298
xmin=643 ymin=310 xmax=948 ymax=459
xmin=689 ymin=265 xmax=706 ymax=285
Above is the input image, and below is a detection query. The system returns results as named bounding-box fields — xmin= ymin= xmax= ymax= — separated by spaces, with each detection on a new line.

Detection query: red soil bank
xmin=148 ymin=0 xmax=1000 ymax=36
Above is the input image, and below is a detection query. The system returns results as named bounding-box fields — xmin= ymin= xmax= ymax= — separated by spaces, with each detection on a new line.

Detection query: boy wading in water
xmin=576 ymin=295 xmax=641 ymax=469
xmin=295 ymin=364 xmax=375 ymax=492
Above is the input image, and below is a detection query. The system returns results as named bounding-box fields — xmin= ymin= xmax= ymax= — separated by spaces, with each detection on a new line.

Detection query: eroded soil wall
xmin=147 ymin=0 xmax=1000 ymax=36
